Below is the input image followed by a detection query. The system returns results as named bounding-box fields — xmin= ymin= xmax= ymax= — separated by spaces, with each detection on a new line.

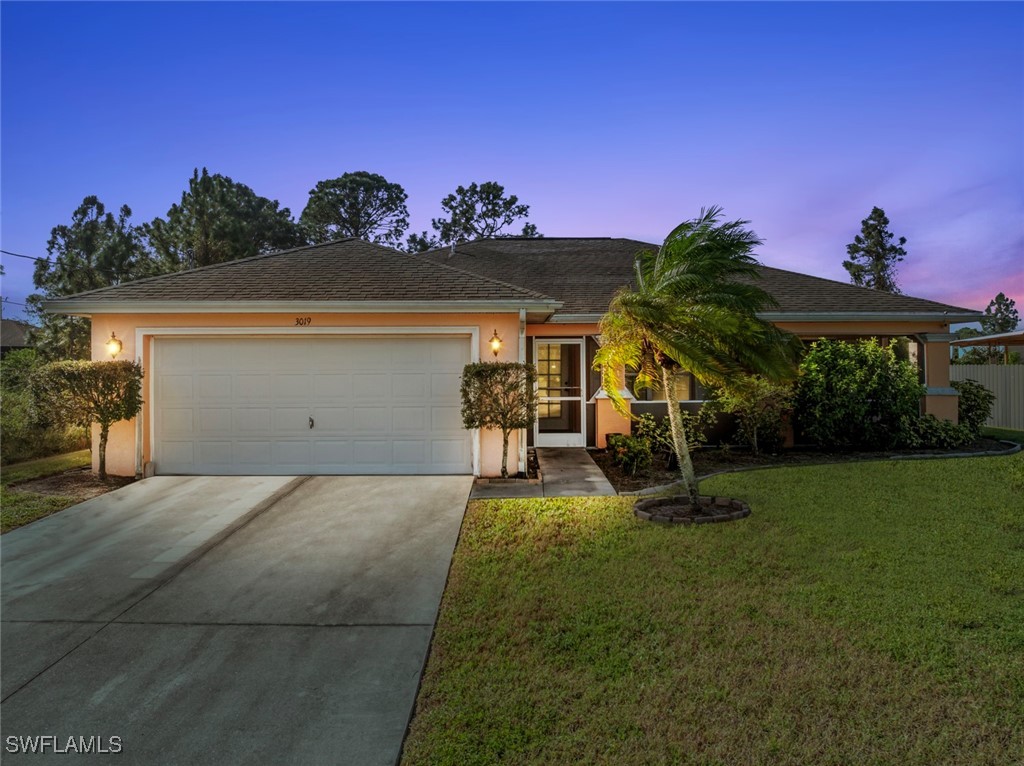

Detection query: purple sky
xmin=2 ymin=2 xmax=1021 ymax=324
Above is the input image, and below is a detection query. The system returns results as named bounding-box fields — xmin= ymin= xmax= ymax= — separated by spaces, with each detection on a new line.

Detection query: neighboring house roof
xmin=419 ymin=237 xmax=981 ymax=321
xmin=45 ymin=238 xmax=560 ymax=314
xmin=950 ymin=329 xmax=1024 ymax=346
xmin=1 ymin=318 xmax=34 ymax=349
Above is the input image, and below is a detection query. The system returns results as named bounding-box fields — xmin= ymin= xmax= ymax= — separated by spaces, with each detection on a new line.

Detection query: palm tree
xmin=594 ymin=207 xmax=800 ymax=507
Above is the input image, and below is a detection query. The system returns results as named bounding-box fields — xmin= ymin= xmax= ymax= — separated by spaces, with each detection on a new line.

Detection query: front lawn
xmin=402 ymin=454 xmax=1024 ymax=765
xmin=1 ymin=450 xmax=91 ymax=533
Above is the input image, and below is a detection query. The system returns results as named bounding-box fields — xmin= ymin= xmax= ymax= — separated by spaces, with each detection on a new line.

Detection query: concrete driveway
xmin=1 ymin=474 xmax=471 ymax=765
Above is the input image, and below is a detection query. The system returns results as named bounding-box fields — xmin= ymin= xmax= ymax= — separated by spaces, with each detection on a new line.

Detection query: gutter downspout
xmin=519 ymin=307 xmax=527 ymax=476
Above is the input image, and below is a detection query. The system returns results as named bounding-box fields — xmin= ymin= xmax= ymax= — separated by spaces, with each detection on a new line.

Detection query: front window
xmin=625 ymin=367 xmax=698 ymax=401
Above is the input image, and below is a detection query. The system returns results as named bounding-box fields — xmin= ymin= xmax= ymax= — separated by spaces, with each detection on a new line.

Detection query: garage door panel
xmin=274 ymin=442 xmax=311 ymax=465
xmin=430 ymin=372 xmax=461 ymax=396
xmin=234 ymin=408 xmax=272 ymax=432
xmin=392 ymin=373 xmax=427 ymax=398
xmin=196 ymin=374 xmax=232 ymax=399
xmin=236 ymin=374 xmax=271 ymax=399
xmin=197 ymin=441 xmax=232 ymax=465
xmin=393 ymin=440 xmax=427 ymax=464
xmin=160 ymin=375 xmax=194 ymax=400
xmin=199 ymin=408 xmax=232 ymax=432
xmin=393 ymin=406 xmax=427 ymax=432
xmin=312 ymin=374 xmax=350 ymax=398
xmin=431 ymin=406 xmax=463 ymax=430
xmin=154 ymin=336 xmax=472 ymax=475
xmin=161 ymin=408 xmax=194 ymax=434
xmin=351 ymin=374 xmax=380 ymax=400
xmin=352 ymin=441 xmax=390 ymax=464
xmin=311 ymin=407 xmax=352 ymax=431
xmin=271 ymin=407 xmax=310 ymax=433
xmin=352 ymin=406 xmax=389 ymax=432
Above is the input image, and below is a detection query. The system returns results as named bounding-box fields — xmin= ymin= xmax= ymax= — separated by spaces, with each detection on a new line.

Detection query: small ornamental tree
xmin=460 ymin=362 xmax=538 ymax=478
xmin=717 ymin=376 xmax=794 ymax=455
xmin=32 ymin=360 xmax=144 ymax=479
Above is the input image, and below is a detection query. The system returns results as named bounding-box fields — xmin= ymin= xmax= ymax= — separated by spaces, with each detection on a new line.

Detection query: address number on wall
xmin=295 ymin=317 xmax=312 ymax=326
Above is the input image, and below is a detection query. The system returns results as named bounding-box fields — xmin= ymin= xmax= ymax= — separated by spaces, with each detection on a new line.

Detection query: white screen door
xmin=534 ymin=339 xmax=585 ymax=447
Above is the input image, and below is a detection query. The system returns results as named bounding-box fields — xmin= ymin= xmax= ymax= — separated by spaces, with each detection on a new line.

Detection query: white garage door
xmin=153 ymin=336 xmax=472 ymax=475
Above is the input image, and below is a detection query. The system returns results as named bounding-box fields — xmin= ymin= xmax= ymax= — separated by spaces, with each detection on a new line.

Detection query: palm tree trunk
xmin=661 ymin=367 xmax=699 ymax=508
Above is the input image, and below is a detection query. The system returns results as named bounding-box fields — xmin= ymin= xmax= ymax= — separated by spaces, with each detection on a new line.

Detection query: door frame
xmin=139 ymin=326 xmax=480 ymax=476
xmin=533 ymin=337 xmax=587 ymax=448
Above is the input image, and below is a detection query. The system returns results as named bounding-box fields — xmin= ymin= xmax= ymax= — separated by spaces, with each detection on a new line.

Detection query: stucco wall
xmin=90 ymin=312 xmax=522 ymax=477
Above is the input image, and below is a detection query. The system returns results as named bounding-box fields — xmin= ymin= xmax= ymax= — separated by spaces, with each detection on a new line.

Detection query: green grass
xmin=1 ymin=450 xmax=91 ymax=533
xmin=402 ymin=454 xmax=1024 ymax=765
xmin=982 ymin=426 xmax=1024 ymax=444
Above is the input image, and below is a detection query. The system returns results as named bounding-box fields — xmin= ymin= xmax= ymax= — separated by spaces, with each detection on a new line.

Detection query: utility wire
xmin=0 ymin=249 xmax=49 ymax=262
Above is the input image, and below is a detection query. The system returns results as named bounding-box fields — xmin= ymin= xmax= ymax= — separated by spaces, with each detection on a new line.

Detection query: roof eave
xmin=44 ymin=299 xmax=562 ymax=317
xmin=549 ymin=310 xmax=983 ymax=324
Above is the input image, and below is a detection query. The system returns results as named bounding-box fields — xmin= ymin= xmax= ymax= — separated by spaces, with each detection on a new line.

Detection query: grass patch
xmin=982 ymin=426 xmax=1024 ymax=444
xmin=1 ymin=450 xmax=91 ymax=533
xmin=402 ymin=454 xmax=1024 ymax=765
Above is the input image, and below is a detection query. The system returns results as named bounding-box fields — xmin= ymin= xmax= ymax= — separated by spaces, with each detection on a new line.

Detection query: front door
xmin=534 ymin=339 xmax=585 ymax=447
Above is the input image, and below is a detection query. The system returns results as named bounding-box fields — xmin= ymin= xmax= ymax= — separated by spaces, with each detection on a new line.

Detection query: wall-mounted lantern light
xmin=488 ymin=329 xmax=503 ymax=357
xmin=105 ymin=332 xmax=123 ymax=359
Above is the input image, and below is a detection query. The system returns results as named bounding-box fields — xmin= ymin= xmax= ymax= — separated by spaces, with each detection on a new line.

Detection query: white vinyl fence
xmin=950 ymin=365 xmax=1024 ymax=430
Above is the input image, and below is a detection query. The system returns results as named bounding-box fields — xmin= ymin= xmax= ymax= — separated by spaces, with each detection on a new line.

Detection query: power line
xmin=1 ymin=298 xmax=27 ymax=306
xmin=0 ymin=249 xmax=49 ymax=262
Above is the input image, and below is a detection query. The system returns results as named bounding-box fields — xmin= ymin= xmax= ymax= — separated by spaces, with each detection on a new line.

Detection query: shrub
xmin=634 ymin=413 xmax=673 ymax=455
xmin=795 ymin=339 xmax=924 ymax=449
xmin=607 ymin=434 xmax=652 ymax=476
xmin=951 ymin=379 xmax=996 ymax=437
xmin=460 ymin=361 xmax=537 ymax=478
xmin=31 ymin=360 xmax=144 ymax=479
xmin=0 ymin=349 xmax=87 ymax=464
xmin=716 ymin=376 xmax=793 ymax=455
xmin=906 ymin=414 xmax=973 ymax=450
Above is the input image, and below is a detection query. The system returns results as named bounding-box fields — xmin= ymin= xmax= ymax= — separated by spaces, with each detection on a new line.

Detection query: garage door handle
xmin=309 ymin=417 xmax=314 ymax=429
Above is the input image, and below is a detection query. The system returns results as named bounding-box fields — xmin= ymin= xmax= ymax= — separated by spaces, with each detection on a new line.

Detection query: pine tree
xmin=842 ymin=206 xmax=907 ymax=294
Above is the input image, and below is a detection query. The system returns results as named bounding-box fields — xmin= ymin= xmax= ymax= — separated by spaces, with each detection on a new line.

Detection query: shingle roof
xmin=1 ymin=319 xmax=33 ymax=348
xmin=49 ymin=239 xmax=558 ymax=305
xmin=419 ymin=237 xmax=980 ymax=317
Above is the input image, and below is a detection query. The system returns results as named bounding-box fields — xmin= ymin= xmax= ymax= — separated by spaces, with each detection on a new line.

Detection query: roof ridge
xmin=410 ymin=253 xmax=559 ymax=302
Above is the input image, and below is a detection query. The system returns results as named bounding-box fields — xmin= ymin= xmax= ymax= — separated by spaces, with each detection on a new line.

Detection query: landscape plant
xmin=795 ymin=339 xmax=923 ymax=449
xmin=460 ymin=361 xmax=538 ymax=478
xmin=0 ymin=349 xmax=87 ymax=464
xmin=951 ymin=379 xmax=997 ymax=437
xmin=594 ymin=206 xmax=800 ymax=507
xmin=606 ymin=434 xmax=652 ymax=476
xmin=31 ymin=360 xmax=144 ymax=479
xmin=716 ymin=375 xmax=793 ymax=455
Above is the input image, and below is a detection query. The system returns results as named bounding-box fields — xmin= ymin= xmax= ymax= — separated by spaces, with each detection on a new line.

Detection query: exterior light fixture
xmin=489 ymin=329 xmax=503 ymax=357
xmin=105 ymin=332 xmax=123 ymax=359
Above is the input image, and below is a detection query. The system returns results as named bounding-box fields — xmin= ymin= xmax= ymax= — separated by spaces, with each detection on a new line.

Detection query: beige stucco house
xmin=46 ymin=237 xmax=981 ymax=478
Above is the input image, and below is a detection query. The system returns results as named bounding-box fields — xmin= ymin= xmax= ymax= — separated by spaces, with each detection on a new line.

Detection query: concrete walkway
xmin=1 ymin=475 xmax=471 ymax=765
xmin=471 ymin=448 xmax=616 ymax=499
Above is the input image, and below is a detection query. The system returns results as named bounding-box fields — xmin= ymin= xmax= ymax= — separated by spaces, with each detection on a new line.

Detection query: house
xmin=45 ymin=237 xmax=981 ymax=478
xmin=1 ymin=318 xmax=35 ymax=357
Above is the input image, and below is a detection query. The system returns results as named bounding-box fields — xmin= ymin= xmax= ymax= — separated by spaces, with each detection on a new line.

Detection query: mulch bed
xmin=593 ymin=437 xmax=1013 ymax=493
xmin=9 ymin=468 xmax=134 ymax=502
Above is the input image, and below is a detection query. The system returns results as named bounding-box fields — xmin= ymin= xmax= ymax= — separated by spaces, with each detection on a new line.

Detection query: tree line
xmin=27 ymin=170 xmax=542 ymax=358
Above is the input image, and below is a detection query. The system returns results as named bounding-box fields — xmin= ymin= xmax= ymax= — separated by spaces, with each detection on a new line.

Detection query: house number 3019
xmin=294 ymin=317 xmax=312 ymax=326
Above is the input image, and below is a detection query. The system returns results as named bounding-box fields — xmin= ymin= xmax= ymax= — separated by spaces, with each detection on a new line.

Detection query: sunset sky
xmin=2 ymin=2 xmax=1021 ymax=324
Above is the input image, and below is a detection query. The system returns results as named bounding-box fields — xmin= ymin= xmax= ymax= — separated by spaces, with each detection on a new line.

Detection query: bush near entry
xmin=1 ymin=349 xmax=87 ymax=465
xmin=31 ymin=360 xmax=144 ymax=479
